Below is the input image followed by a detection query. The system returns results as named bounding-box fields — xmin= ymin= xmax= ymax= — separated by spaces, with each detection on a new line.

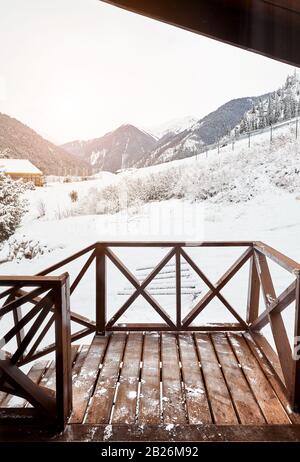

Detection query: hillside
xmin=62 ymin=124 xmax=157 ymax=172
xmin=139 ymin=95 xmax=268 ymax=167
xmin=0 ymin=113 xmax=89 ymax=175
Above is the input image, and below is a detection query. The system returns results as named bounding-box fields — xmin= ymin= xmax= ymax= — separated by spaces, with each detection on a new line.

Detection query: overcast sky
xmin=0 ymin=0 xmax=297 ymax=144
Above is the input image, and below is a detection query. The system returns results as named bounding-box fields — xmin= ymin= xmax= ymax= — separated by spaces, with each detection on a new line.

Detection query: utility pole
xmin=248 ymin=132 xmax=251 ymax=148
xmin=270 ymin=124 xmax=273 ymax=143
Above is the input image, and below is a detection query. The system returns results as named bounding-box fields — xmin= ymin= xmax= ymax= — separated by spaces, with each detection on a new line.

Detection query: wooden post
xmin=176 ymin=247 xmax=181 ymax=329
xmin=246 ymin=252 xmax=260 ymax=325
xmin=292 ymin=271 xmax=300 ymax=412
xmin=54 ymin=276 xmax=72 ymax=429
xmin=13 ymin=304 xmax=25 ymax=352
xmin=96 ymin=244 xmax=106 ymax=335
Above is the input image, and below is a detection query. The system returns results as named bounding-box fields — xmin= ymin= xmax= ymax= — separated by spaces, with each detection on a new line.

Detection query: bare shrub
xmin=36 ymin=199 xmax=46 ymax=218
xmin=69 ymin=190 xmax=78 ymax=202
xmin=55 ymin=205 xmax=73 ymax=220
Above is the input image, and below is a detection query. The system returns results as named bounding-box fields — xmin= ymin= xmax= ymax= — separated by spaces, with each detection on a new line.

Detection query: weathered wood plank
xmin=138 ymin=333 xmax=161 ymax=425
xmin=178 ymin=333 xmax=211 ymax=424
xmin=195 ymin=333 xmax=238 ymax=424
xmin=70 ymin=338 xmax=108 ymax=423
xmin=38 ymin=345 xmax=79 ymax=392
xmin=2 ymin=423 xmax=300 ymax=443
xmin=212 ymin=333 xmax=265 ymax=424
xmin=85 ymin=333 xmax=126 ymax=424
xmin=161 ymin=333 xmax=186 ymax=424
xmin=250 ymin=332 xmax=285 ymax=383
xmin=112 ymin=333 xmax=143 ymax=424
xmin=71 ymin=345 xmax=89 ymax=381
xmin=244 ymin=332 xmax=300 ymax=424
xmin=1 ymin=360 xmax=49 ymax=408
xmin=228 ymin=333 xmax=290 ymax=424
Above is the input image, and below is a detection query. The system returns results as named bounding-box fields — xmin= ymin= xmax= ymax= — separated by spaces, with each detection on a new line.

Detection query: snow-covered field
xmin=1 ymin=120 xmax=300 ymax=351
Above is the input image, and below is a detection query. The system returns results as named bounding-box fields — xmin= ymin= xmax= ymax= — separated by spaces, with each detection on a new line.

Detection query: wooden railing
xmin=0 ymin=273 xmax=72 ymax=428
xmin=247 ymin=241 xmax=300 ymax=412
xmin=0 ymin=240 xmax=300 ymax=427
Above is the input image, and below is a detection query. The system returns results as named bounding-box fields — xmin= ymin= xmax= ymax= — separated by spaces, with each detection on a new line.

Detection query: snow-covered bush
xmin=0 ymin=235 xmax=51 ymax=263
xmin=76 ymin=184 xmax=122 ymax=215
xmin=74 ymin=132 xmax=300 ymax=215
xmin=0 ymin=173 xmax=28 ymax=242
xmin=75 ymin=168 xmax=182 ymax=216
xmin=124 ymin=168 xmax=181 ymax=205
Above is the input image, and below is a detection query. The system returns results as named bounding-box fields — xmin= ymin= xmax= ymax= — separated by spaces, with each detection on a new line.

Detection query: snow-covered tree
xmin=258 ymin=98 xmax=266 ymax=129
xmin=0 ymin=173 xmax=28 ymax=242
xmin=236 ymin=72 xmax=300 ymax=136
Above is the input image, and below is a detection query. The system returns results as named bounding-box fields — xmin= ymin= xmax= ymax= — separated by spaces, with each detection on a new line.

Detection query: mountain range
xmin=1 ymin=73 xmax=297 ymax=175
xmin=62 ymin=95 xmax=268 ymax=171
xmin=148 ymin=115 xmax=198 ymax=139
xmin=62 ymin=124 xmax=157 ymax=172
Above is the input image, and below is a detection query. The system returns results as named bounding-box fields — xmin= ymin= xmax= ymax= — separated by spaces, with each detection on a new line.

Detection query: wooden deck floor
xmin=1 ymin=331 xmax=300 ymax=441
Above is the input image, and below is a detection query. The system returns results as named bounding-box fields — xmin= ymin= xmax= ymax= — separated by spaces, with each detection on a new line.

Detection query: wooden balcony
xmin=1 ymin=241 xmax=300 ymax=442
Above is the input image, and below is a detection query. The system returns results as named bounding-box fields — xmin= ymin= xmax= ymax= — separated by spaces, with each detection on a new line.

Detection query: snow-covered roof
xmin=0 ymin=159 xmax=43 ymax=175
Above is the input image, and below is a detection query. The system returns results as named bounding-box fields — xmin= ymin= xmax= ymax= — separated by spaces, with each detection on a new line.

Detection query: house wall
xmin=7 ymin=173 xmax=44 ymax=187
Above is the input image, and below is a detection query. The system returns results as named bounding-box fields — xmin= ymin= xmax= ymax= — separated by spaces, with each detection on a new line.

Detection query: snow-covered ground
xmin=1 ymin=120 xmax=300 ymax=352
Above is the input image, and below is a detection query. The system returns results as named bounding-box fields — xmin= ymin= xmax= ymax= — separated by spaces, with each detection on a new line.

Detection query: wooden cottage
xmin=0 ymin=159 xmax=44 ymax=186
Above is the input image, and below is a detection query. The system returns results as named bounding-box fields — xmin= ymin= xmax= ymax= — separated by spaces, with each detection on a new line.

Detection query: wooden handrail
xmin=96 ymin=240 xmax=254 ymax=247
xmin=254 ymin=241 xmax=300 ymax=274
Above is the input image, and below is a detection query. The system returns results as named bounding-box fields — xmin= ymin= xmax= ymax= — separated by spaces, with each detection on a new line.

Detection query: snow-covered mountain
xmin=148 ymin=116 xmax=198 ymax=140
xmin=0 ymin=113 xmax=89 ymax=175
xmin=137 ymin=95 xmax=268 ymax=167
xmin=62 ymin=73 xmax=300 ymax=172
xmin=62 ymin=124 xmax=157 ymax=173
xmin=233 ymin=73 xmax=300 ymax=136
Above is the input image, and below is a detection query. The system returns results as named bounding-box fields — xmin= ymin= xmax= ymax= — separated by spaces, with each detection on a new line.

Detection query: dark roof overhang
xmin=102 ymin=1 xmax=300 ymax=67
